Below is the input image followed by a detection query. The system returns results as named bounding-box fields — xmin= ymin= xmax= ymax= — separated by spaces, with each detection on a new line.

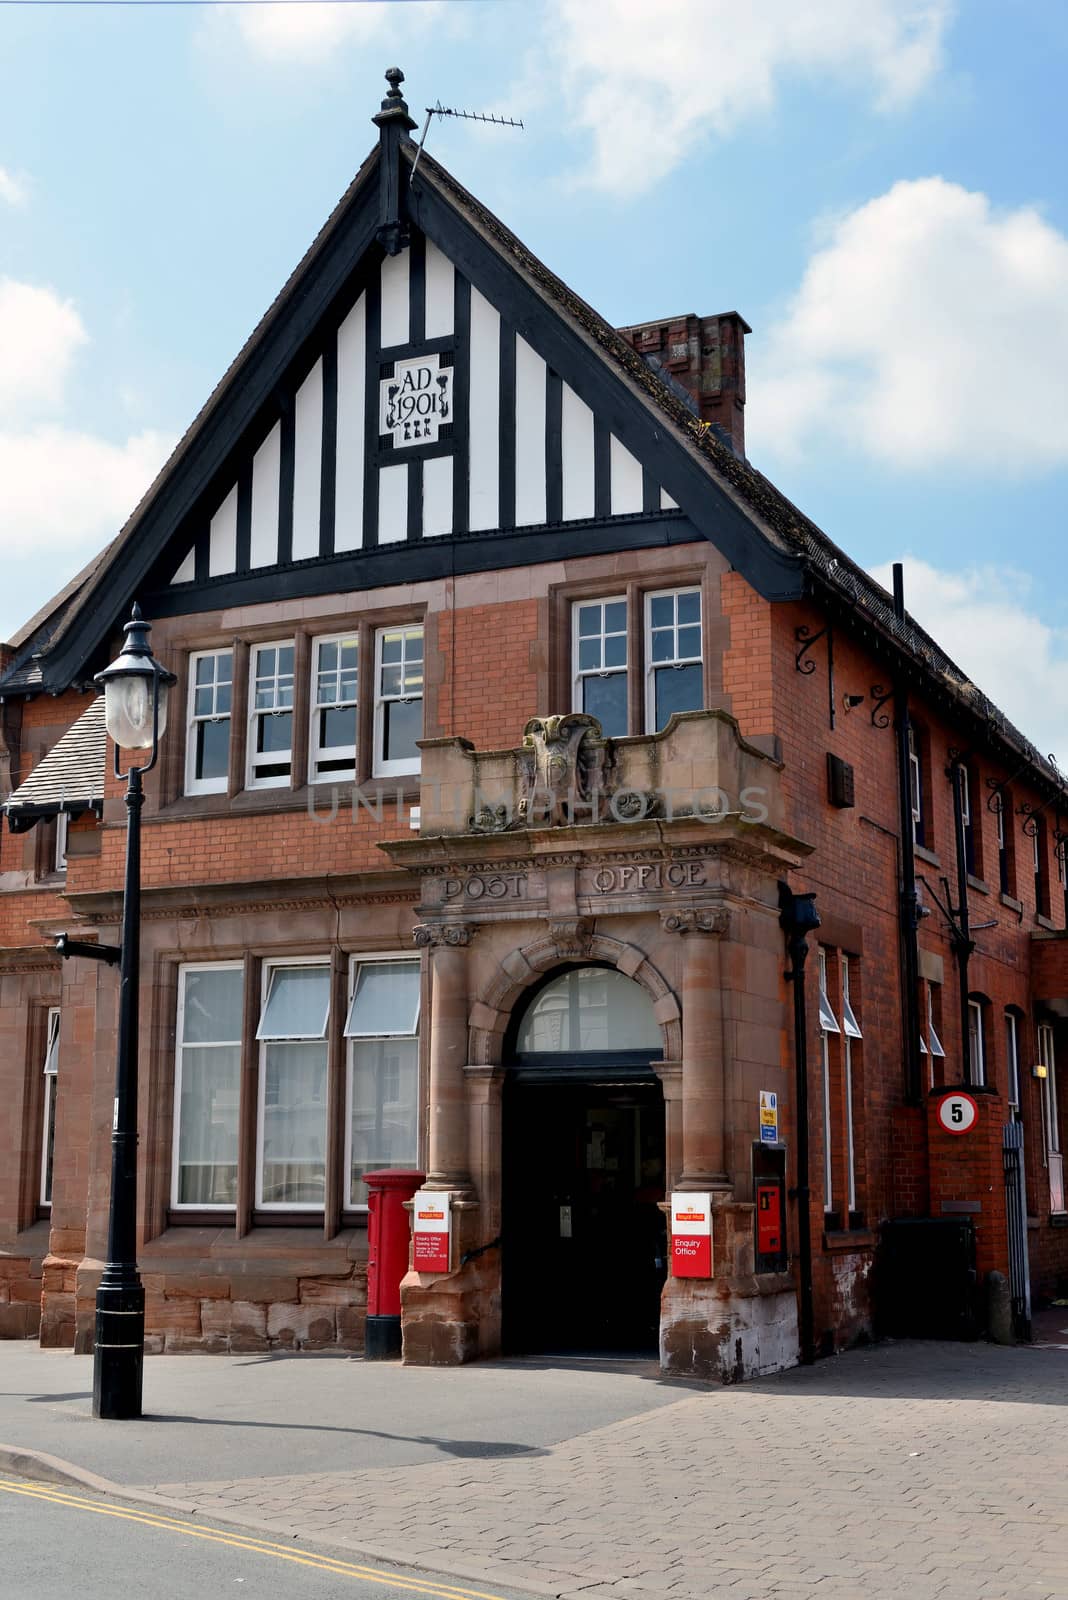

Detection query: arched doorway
xmin=502 ymin=964 xmax=667 ymax=1355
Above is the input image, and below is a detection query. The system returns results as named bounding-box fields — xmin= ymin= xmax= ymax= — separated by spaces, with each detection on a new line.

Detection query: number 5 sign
xmin=937 ymin=1091 xmax=979 ymax=1135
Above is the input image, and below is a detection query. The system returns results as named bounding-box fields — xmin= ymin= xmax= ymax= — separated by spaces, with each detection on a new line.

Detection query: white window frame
xmin=958 ymin=766 xmax=971 ymax=829
xmin=171 ymin=962 xmax=244 ymax=1212
xmin=908 ymin=725 xmax=922 ymax=843
xmin=185 ymin=648 xmax=234 ymax=797
xmin=1058 ymin=839 xmax=1068 ymax=893
xmin=817 ymin=948 xmax=837 ymax=1212
xmin=643 ymin=586 xmax=703 ymax=734
xmin=309 ymin=633 xmax=359 ymax=784
xmin=343 ymin=953 xmax=421 ymax=1212
xmin=255 ymin=957 xmax=331 ymax=1212
xmin=571 ymin=596 xmax=628 ymax=733
xmin=39 ymin=1007 xmax=60 ymax=1208
xmin=921 ymin=982 xmax=946 ymax=1089
xmin=1039 ymin=1022 xmax=1065 ymax=1214
xmin=842 ymin=956 xmax=861 ymax=1214
xmin=246 ymin=640 xmax=296 ymax=791
xmin=54 ymin=811 xmax=68 ymax=873
xmin=1005 ymin=1011 xmax=1021 ymax=1113
xmin=968 ymin=998 xmax=986 ymax=1088
xmin=372 ymin=624 xmax=424 ymax=779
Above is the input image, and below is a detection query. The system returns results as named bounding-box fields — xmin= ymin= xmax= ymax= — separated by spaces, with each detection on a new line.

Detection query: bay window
xmin=344 ymin=956 xmax=421 ymax=1208
xmin=172 ymin=964 xmax=243 ymax=1208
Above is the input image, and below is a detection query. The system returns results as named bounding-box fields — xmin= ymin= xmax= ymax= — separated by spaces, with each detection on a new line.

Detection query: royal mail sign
xmin=380 ymin=354 xmax=453 ymax=447
xmin=412 ymin=1188 xmax=451 ymax=1273
xmin=670 ymin=1191 xmax=713 ymax=1279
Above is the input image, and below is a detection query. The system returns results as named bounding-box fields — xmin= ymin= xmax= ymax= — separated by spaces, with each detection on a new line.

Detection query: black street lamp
xmin=90 ymin=605 xmax=174 ymax=1419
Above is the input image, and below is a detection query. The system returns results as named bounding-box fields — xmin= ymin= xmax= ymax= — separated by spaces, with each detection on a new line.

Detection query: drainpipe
xmin=947 ymin=757 xmax=975 ymax=1085
xmin=893 ymin=565 xmax=924 ymax=1104
xmin=779 ymin=882 xmax=821 ymax=1367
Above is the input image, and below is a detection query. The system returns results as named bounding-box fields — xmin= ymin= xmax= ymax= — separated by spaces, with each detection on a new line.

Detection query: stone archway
xmin=468 ymin=928 xmax=682 ymax=1066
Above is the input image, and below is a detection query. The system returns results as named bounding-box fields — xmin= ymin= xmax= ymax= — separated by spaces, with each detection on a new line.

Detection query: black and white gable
xmin=23 ymin=69 xmax=802 ymax=694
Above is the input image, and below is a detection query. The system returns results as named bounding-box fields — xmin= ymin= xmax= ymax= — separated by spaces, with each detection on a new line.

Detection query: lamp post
xmin=91 ymin=605 xmax=174 ymax=1420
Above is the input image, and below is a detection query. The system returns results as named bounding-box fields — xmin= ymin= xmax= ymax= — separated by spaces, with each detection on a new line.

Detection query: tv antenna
xmin=410 ymin=100 xmax=524 ymax=181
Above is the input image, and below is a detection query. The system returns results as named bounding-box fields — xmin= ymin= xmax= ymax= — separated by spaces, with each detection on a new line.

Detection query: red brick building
xmin=2 ymin=71 xmax=1066 ymax=1374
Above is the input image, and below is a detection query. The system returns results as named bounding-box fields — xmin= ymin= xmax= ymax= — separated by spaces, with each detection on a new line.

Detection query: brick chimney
xmin=617 ymin=311 xmax=750 ymax=459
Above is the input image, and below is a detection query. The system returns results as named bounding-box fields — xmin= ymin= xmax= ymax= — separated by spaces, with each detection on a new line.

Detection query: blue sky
xmin=1 ymin=0 xmax=1066 ymax=752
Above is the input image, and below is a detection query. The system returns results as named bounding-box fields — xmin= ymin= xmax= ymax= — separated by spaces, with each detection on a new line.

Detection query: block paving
xmin=151 ymin=1334 xmax=1068 ymax=1600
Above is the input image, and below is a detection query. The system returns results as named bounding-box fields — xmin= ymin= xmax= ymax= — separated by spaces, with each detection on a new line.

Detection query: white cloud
xmin=206 ymin=0 xmax=445 ymax=64
xmin=0 ymin=279 xmax=87 ymax=422
xmin=870 ymin=557 xmax=1068 ymax=763
xmin=0 ymin=167 xmax=27 ymax=207
xmin=0 ymin=428 xmax=173 ymax=556
xmin=0 ymin=277 xmax=174 ymax=638
xmin=751 ymin=178 xmax=1068 ymax=472
xmin=539 ymin=0 xmax=951 ymax=193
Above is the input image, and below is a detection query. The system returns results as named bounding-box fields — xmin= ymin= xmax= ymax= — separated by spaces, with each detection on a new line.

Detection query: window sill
xmin=823 ymin=1228 xmax=876 ymax=1253
xmin=1000 ymin=893 xmax=1023 ymax=914
xmin=915 ymin=844 xmax=941 ymax=868
xmin=967 ymin=874 xmax=990 ymax=895
xmin=156 ymin=781 xmax=420 ymax=824
xmin=1050 ymin=1212 xmax=1068 ymax=1229
xmin=1037 ymin=913 xmax=1058 ymax=932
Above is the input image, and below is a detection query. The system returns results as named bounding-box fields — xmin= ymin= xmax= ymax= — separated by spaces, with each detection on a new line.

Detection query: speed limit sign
xmin=937 ymin=1091 xmax=979 ymax=1135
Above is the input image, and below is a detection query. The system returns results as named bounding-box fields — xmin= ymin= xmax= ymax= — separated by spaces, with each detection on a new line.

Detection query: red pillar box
xmin=670 ymin=1192 xmax=713 ymax=1278
xmin=365 ymin=1169 xmax=424 ymax=1360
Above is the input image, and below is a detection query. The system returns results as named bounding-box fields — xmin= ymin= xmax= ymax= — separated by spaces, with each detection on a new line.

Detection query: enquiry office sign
xmin=670 ymin=1192 xmax=713 ymax=1278
xmin=412 ymin=1190 xmax=451 ymax=1273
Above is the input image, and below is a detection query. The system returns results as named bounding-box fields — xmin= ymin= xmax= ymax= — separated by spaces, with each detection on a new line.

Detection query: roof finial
xmin=374 ymin=66 xmax=415 ymax=128
xmin=372 ymin=66 xmax=417 ymax=257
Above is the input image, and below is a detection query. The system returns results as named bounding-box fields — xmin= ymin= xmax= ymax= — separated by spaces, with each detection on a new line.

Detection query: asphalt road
xmin=0 ymin=1474 xmax=539 ymax=1600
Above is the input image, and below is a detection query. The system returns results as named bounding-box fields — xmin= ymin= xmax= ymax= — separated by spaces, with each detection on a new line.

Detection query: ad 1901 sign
xmin=380 ymin=354 xmax=453 ymax=446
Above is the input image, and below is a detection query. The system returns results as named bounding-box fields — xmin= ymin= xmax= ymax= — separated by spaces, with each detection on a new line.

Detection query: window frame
xmin=841 ymin=956 xmax=861 ymax=1216
xmin=309 ymin=632 xmax=359 ymax=785
xmin=968 ymin=997 xmax=986 ymax=1088
xmin=817 ymin=948 xmax=837 ymax=1213
xmin=1005 ymin=1010 xmax=1021 ymax=1114
xmin=39 ymin=1006 xmax=61 ymax=1210
xmin=571 ymin=595 xmax=629 ymax=736
xmin=343 ymin=953 xmax=422 ymax=1213
xmin=246 ymin=638 xmax=296 ymax=791
xmin=908 ymin=724 xmax=923 ymax=846
xmin=372 ymin=623 xmax=424 ymax=779
xmin=1038 ymin=1022 xmax=1065 ymax=1214
xmin=52 ymin=810 xmax=68 ymax=875
xmin=185 ymin=648 xmax=235 ymax=797
xmin=255 ymin=956 xmax=332 ymax=1213
xmin=643 ymin=585 xmax=704 ymax=735
xmin=171 ymin=961 xmax=244 ymax=1213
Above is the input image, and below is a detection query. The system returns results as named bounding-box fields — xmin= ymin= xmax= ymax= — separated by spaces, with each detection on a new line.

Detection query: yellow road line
xmin=0 ymin=1476 xmax=513 ymax=1600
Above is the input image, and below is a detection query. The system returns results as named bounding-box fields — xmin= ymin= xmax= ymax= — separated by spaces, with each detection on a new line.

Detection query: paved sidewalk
xmin=3 ymin=1335 xmax=1068 ymax=1599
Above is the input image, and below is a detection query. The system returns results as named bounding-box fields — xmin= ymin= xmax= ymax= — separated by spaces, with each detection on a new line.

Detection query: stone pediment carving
xmin=517 ymin=714 xmax=613 ymax=828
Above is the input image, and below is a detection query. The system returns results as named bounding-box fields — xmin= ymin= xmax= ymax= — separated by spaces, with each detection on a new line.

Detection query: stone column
xmin=661 ymin=907 xmax=731 ymax=1192
xmin=415 ymin=924 xmax=474 ymax=1191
